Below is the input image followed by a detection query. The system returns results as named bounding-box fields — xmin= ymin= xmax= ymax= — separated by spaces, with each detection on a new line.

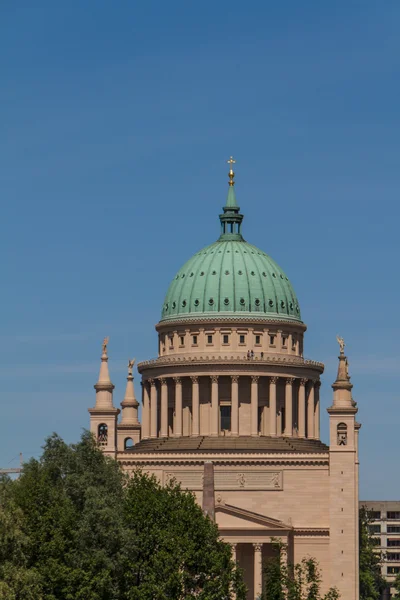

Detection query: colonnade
xmin=232 ymin=541 xmax=288 ymax=600
xmin=140 ymin=374 xmax=320 ymax=440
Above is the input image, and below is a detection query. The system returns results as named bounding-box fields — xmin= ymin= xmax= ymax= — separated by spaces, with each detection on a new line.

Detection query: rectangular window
xmin=169 ymin=336 xmax=174 ymax=348
xmin=239 ymin=334 xmax=245 ymax=344
xmin=369 ymin=525 xmax=381 ymax=534
xmin=269 ymin=335 xmax=275 ymax=346
xmin=220 ymin=406 xmax=231 ymax=431
xmin=223 ymin=334 xmax=229 ymax=344
xmin=192 ymin=335 xmax=198 ymax=345
xmin=207 ymin=335 xmax=213 ymax=344
xmin=387 ymin=566 xmax=400 ymax=574
xmin=180 ymin=336 xmax=185 ymax=346
xmin=388 ymin=527 xmax=400 ymax=533
xmin=255 ymin=335 xmax=261 ymax=345
xmin=370 ymin=511 xmax=381 ymax=520
xmin=388 ymin=540 xmax=400 ymax=547
xmin=388 ymin=512 xmax=400 ymax=520
xmin=282 ymin=336 xmax=287 ymax=347
xmin=387 ymin=553 xmax=400 ymax=561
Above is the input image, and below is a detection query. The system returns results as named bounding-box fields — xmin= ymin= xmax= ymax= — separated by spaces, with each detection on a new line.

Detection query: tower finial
xmin=227 ymin=156 xmax=236 ymax=186
xmin=336 ymin=335 xmax=345 ymax=356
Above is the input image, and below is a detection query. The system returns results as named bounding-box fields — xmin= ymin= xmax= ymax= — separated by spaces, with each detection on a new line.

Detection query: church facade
xmin=89 ymin=161 xmax=360 ymax=600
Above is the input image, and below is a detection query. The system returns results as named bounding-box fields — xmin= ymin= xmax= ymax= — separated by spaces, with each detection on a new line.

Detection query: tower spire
xmin=218 ymin=156 xmax=244 ymax=241
xmin=331 ymin=336 xmax=356 ymax=409
xmin=120 ymin=359 xmax=139 ymax=424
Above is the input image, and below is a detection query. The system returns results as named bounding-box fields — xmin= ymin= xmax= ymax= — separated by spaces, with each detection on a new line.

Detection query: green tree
xmin=359 ymin=506 xmax=387 ymax=600
xmin=0 ymin=432 xmax=245 ymax=600
xmin=261 ymin=542 xmax=339 ymax=600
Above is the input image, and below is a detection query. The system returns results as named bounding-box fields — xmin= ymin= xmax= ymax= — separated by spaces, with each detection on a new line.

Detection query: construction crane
xmin=0 ymin=453 xmax=23 ymax=476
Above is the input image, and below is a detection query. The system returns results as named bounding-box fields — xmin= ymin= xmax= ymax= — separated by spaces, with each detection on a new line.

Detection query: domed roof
xmin=160 ymin=162 xmax=302 ymax=324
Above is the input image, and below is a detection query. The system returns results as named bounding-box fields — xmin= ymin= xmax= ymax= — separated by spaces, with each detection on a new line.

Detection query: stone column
xmin=231 ymin=375 xmax=239 ymax=436
xmin=269 ymin=377 xmax=278 ymax=436
xmin=298 ymin=378 xmax=307 ymax=438
xmin=174 ymin=377 xmax=182 ymax=437
xmin=160 ymin=378 xmax=168 ymax=438
xmin=307 ymin=380 xmax=315 ymax=439
xmin=251 ymin=376 xmax=259 ymax=436
xmin=191 ymin=376 xmax=200 ymax=437
xmin=149 ymin=379 xmax=157 ymax=438
xmin=210 ymin=375 xmax=219 ymax=436
xmin=141 ymin=381 xmax=150 ymax=439
xmin=314 ymin=381 xmax=320 ymax=440
xmin=284 ymin=377 xmax=294 ymax=437
xmin=253 ymin=543 xmax=263 ymax=599
xmin=231 ymin=543 xmax=237 ymax=563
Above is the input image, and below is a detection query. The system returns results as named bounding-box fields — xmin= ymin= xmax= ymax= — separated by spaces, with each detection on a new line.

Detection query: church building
xmin=89 ymin=159 xmax=360 ymax=600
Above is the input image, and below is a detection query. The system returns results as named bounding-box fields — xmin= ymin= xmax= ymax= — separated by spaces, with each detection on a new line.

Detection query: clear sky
xmin=1 ymin=1 xmax=399 ymax=498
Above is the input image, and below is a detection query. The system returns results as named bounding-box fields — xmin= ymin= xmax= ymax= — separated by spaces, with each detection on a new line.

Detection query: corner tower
xmin=88 ymin=338 xmax=120 ymax=457
xmin=328 ymin=338 xmax=360 ymax=600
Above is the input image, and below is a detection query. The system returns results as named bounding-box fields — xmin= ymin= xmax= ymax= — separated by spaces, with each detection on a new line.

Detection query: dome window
xmin=280 ymin=274 xmax=284 ymax=279
xmin=181 ymin=274 xmax=185 ymax=278
xmin=165 ymin=303 xmax=169 ymax=310
xmin=225 ymin=270 xmax=229 ymax=275
xmin=194 ymin=299 xmax=200 ymax=306
xmin=255 ymin=298 xmax=260 ymax=306
xmin=175 ymin=275 xmax=179 ymax=280
xmin=224 ymin=298 xmax=229 ymax=305
xmin=272 ymin=273 xmax=276 ymax=278
xmin=182 ymin=300 xmax=187 ymax=307
xmin=190 ymin=272 xmax=193 ymax=277
xmin=289 ymin=302 xmax=294 ymax=310
xmin=238 ymin=270 xmax=243 ymax=275
xmin=251 ymin=271 xmax=255 ymax=276
xmin=200 ymin=272 xmax=205 ymax=276
xmin=209 ymin=298 xmax=214 ymax=306
xmin=296 ymin=305 xmax=300 ymax=313
xmin=281 ymin=301 xmax=285 ymax=309
xmin=212 ymin=270 xmax=217 ymax=275
xmin=240 ymin=298 xmax=245 ymax=306
xmin=172 ymin=302 xmax=176 ymax=309
xmin=268 ymin=299 xmax=274 ymax=307
xmin=262 ymin=272 xmax=267 ymax=277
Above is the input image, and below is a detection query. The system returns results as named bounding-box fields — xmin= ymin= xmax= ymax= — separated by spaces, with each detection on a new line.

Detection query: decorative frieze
xmin=163 ymin=469 xmax=283 ymax=490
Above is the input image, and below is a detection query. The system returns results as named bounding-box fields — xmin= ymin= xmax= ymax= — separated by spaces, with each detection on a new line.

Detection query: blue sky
xmin=1 ymin=1 xmax=399 ymax=498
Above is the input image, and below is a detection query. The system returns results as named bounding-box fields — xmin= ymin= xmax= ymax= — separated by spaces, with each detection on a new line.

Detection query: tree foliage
xmin=261 ymin=542 xmax=339 ymax=600
xmin=359 ymin=506 xmax=387 ymax=600
xmin=0 ymin=432 xmax=245 ymax=600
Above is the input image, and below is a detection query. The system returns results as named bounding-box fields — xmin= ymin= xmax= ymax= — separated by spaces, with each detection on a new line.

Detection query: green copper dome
xmin=160 ymin=165 xmax=302 ymax=324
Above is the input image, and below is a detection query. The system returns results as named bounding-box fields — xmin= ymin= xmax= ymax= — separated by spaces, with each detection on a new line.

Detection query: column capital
xmin=315 ymin=379 xmax=321 ymax=389
xmin=251 ymin=375 xmax=259 ymax=383
xmin=253 ymin=543 xmax=263 ymax=552
xmin=231 ymin=543 xmax=237 ymax=550
xmin=270 ymin=376 xmax=279 ymax=384
xmin=300 ymin=378 xmax=308 ymax=386
xmin=158 ymin=377 xmax=167 ymax=385
xmin=231 ymin=375 xmax=239 ymax=383
xmin=173 ymin=377 xmax=182 ymax=385
xmin=190 ymin=375 xmax=199 ymax=384
xmin=148 ymin=378 xmax=156 ymax=387
xmin=210 ymin=375 xmax=219 ymax=383
xmin=285 ymin=377 xmax=295 ymax=385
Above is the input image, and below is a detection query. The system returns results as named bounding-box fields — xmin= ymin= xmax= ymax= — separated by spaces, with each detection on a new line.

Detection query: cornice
xmin=156 ymin=315 xmax=307 ymax=331
xmin=138 ymin=355 xmax=324 ymax=373
xmin=293 ymin=528 xmax=329 ymax=537
xmin=117 ymin=455 xmax=329 ymax=467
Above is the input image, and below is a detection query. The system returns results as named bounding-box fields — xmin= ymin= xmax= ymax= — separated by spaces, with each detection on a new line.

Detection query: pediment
xmin=215 ymin=502 xmax=292 ymax=531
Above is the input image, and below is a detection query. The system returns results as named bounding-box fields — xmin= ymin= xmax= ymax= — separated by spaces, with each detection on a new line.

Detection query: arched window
xmin=124 ymin=437 xmax=134 ymax=450
xmin=337 ymin=422 xmax=347 ymax=446
xmin=98 ymin=423 xmax=108 ymax=446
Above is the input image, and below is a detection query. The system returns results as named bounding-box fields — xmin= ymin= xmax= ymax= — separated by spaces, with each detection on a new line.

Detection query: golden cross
xmin=227 ymin=156 xmax=236 ymax=168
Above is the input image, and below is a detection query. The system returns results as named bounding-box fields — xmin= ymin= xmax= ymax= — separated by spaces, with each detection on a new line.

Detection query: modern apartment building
xmin=360 ymin=501 xmax=400 ymax=598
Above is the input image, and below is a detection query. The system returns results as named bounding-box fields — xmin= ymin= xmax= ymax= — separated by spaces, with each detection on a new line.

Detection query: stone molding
xmin=156 ymin=316 xmax=307 ymax=330
xmin=138 ymin=355 xmax=323 ymax=370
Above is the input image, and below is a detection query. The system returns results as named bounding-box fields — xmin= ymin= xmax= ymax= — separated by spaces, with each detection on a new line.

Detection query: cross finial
xmin=227 ymin=156 xmax=236 ymax=186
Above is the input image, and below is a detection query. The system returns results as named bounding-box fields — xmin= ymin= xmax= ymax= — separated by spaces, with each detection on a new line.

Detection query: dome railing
xmin=137 ymin=354 xmax=324 ymax=369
